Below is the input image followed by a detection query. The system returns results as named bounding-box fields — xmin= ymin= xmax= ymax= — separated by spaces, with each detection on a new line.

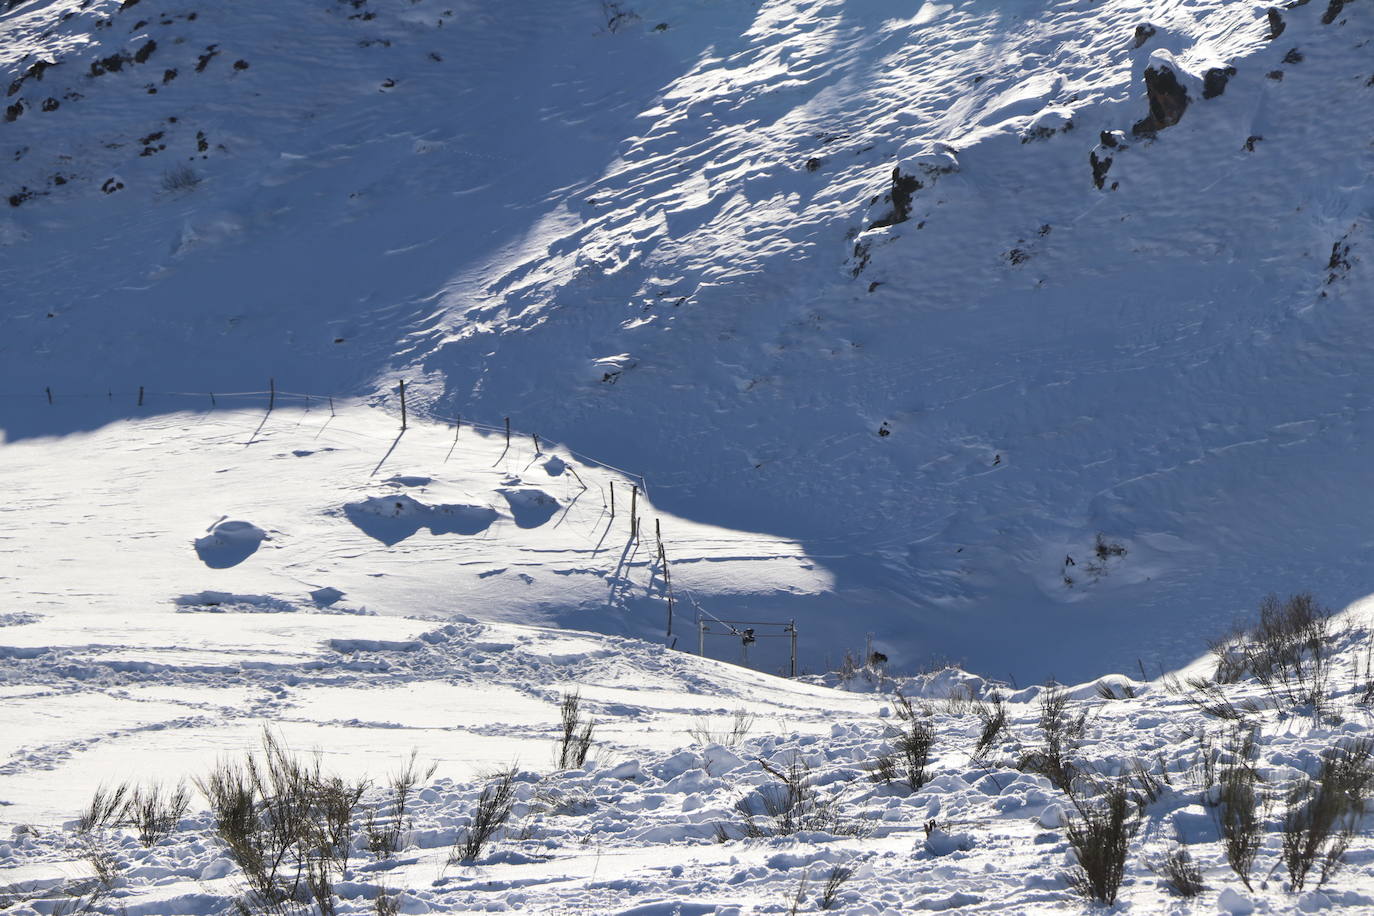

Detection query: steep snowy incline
xmin=2 ymin=0 xmax=1373 ymax=678
xmin=411 ymin=0 xmax=1374 ymax=678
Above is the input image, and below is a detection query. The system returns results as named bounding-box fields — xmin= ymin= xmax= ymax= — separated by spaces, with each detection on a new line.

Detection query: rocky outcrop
xmin=1132 ymin=65 xmax=1189 ymax=137
xmin=870 ymin=168 xmax=924 ymax=229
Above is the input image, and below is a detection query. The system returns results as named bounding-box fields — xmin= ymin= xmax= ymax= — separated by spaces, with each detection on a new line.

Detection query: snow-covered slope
xmin=2 ymin=0 xmax=1372 ymax=675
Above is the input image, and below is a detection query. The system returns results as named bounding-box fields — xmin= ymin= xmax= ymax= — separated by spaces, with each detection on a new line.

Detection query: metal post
xmin=698 ymin=617 xmax=705 ymax=657
xmin=138 ymin=386 xmax=144 ymax=407
xmin=399 ymin=379 xmax=407 ymax=431
xmin=504 ymin=417 xmax=511 ymax=448
xmin=268 ymin=378 xmax=275 ymax=412
xmin=791 ymin=624 xmax=798 ymax=678
xmin=45 ymin=386 xmax=52 ymax=405
xmin=533 ymin=433 xmax=541 ymax=455
xmin=211 ymin=392 xmax=217 ymax=408
xmin=609 ymin=481 xmax=615 ymax=517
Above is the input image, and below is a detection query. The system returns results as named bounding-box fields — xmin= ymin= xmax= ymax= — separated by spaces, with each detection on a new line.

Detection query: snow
xmin=1 ymin=0 xmax=1374 ymax=911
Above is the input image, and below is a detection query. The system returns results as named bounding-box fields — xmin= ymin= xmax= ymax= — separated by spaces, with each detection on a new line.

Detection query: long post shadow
xmin=369 ymin=429 xmax=407 ymax=477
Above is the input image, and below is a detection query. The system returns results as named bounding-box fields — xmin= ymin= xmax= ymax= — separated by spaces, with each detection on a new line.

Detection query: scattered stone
xmin=1133 ymin=23 xmax=1157 ymax=48
xmin=1284 ymin=47 xmax=1304 ymax=63
xmin=1244 ymin=134 xmax=1263 ymax=151
xmin=1202 ymin=65 xmax=1236 ymax=99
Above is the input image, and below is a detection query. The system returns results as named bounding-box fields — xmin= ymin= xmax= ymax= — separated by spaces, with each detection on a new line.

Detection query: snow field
xmin=6 ymin=605 xmax=1374 ymax=913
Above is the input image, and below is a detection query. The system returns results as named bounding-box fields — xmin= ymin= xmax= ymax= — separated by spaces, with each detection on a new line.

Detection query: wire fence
xmin=4 ymin=377 xmax=804 ymax=674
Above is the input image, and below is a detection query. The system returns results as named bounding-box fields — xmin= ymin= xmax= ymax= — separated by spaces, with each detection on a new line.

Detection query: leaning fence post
xmin=45 ymin=386 xmax=52 ymax=405
xmin=268 ymin=378 xmax=275 ymax=413
xmin=210 ymin=392 xmax=217 ymax=408
xmin=532 ymin=433 xmax=541 ymax=455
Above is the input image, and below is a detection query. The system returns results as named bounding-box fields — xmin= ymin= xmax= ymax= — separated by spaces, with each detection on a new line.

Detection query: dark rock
xmin=162 ymin=68 xmax=177 ymax=83
xmin=1090 ymin=149 xmax=1113 ymax=189
xmin=1267 ymin=7 xmax=1286 ymax=39
xmin=119 ymin=0 xmax=141 ymax=9
xmin=1244 ymin=135 xmax=1263 ymax=151
xmin=1321 ymin=0 xmax=1345 ymax=23
xmin=25 ymin=60 xmax=56 ymax=82
xmin=1267 ymin=69 xmax=1285 ymax=80
xmin=133 ymin=39 xmax=156 ymax=64
xmin=1133 ymin=23 xmax=1157 ymax=48
xmin=1202 ymin=66 xmax=1236 ymax=99
xmin=4 ymin=102 xmax=21 ymax=122
xmin=40 ymin=97 xmax=57 ymax=112
xmin=1099 ymin=130 xmax=1120 ymax=148
xmin=870 ymin=167 xmax=923 ymax=229
xmin=233 ymin=59 xmax=249 ymax=70
xmin=6 ymin=80 xmax=21 ymax=97
xmin=805 ymin=156 xmax=821 ymax=172
xmin=1132 ymin=65 xmax=1189 ymax=137
xmin=1283 ymin=47 xmax=1304 ymax=63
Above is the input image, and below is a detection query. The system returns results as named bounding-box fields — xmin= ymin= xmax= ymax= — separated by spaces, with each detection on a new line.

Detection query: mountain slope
xmin=2 ymin=0 xmax=1372 ymax=678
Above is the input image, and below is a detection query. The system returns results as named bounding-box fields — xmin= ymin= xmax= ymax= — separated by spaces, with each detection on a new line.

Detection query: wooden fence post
xmin=399 ymin=379 xmax=407 ymax=431
xmin=138 ymin=386 xmax=144 ymax=407
xmin=268 ymin=378 xmax=275 ymax=412
xmin=630 ymin=485 xmax=639 ymax=540
xmin=45 ymin=386 xmax=52 ymax=405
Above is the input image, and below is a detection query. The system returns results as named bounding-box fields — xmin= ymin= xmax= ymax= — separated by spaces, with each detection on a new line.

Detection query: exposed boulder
xmin=870 ymin=167 xmax=923 ymax=229
xmin=1202 ymin=65 xmax=1237 ymax=99
xmin=1267 ymin=7 xmax=1287 ymax=39
xmin=1132 ymin=64 xmax=1189 ymax=137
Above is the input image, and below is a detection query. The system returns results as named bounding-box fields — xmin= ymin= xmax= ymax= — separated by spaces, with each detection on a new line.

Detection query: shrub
xmin=819 ymin=865 xmax=854 ymax=910
xmin=126 ymin=780 xmax=191 ymax=846
xmin=160 ymin=164 xmax=199 ymax=192
xmin=450 ymin=768 xmax=518 ymax=864
xmin=366 ymin=750 xmax=435 ymax=859
xmin=556 ymin=691 xmax=595 ymax=769
xmin=1281 ymin=738 xmax=1374 ymax=890
xmin=1018 ymin=685 xmax=1087 ymax=792
xmin=76 ymin=782 xmax=131 ymax=835
xmin=1064 ymin=783 xmax=1138 ymax=904
xmin=730 ymin=757 xmax=865 ymax=839
xmin=971 ymin=691 xmax=1009 ymax=758
xmin=1211 ymin=727 xmax=1263 ymax=889
xmin=1148 ymin=843 xmax=1204 ymax=897
xmin=196 ymin=729 xmax=368 ymax=909
xmin=1210 ymin=593 xmax=1337 ymax=713
xmin=895 ymin=718 xmax=935 ymax=791
xmin=688 ymin=709 xmax=755 ymax=746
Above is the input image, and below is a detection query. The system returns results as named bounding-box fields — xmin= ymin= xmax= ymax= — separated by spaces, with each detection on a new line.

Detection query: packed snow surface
xmin=3 ymin=0 xmax=1374 ymax=910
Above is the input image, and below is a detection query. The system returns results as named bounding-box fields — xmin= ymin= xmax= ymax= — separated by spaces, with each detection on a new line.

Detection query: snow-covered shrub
xmin=365 ymin=751 xmax=435 ymax=859
xmin=1147 ymin=843 xmax=1204 ymax=897
xmin=556 ymin=691 xmax=595 ymax=770
xmin=1211 ymin=727 xmax=1262 ymax=890
xmin=1017 ymin=685 xmax=1088 ymax=792
xmin=160 ymin=164 xmax=200 ymax=193
xmin=1281 ymin=738 xmax=1374 ymax=891
xmin=126 ymin=781 xmax=191 ymax=847
xmin=450 ymin=768 xmax=517 ymax=864
xmin=196 ymin=729 xmax=367 ymax=912
xmin=1209 ymin=593 xmax=1338 ymax=714
xmin=1064 ymin=783 xmax=1138 ymax=904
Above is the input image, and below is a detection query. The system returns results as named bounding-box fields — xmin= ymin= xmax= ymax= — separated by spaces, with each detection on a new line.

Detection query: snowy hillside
xmin=3 ymin=0 xmax=1372 ymax=677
